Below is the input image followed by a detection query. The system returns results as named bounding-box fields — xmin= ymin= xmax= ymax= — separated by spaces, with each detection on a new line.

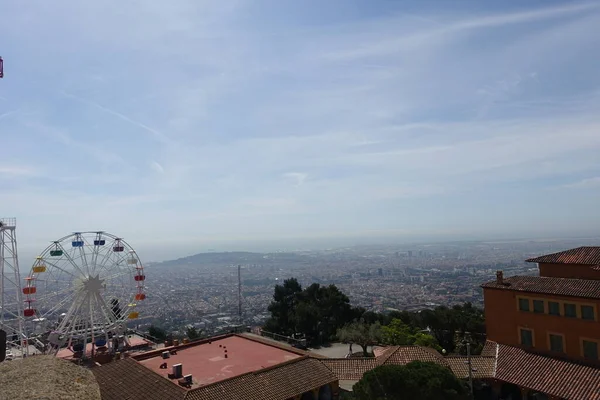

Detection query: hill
xmin=0 ymin=356 xmax=101 ymax=400
xmin=154 ymin=251 xmax=312 ymax=269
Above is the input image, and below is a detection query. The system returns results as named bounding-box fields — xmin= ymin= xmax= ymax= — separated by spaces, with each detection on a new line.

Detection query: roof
xmin=94 ymin=335 xmax=337 ymax=400
xmin=378 ymin=345 xmax=448 ymax=367
xmin=526 ymin=246 xmax=600 ymax=265
xmin=446 ymin=356 xmax=496 ymax=379
xmin=481 ymin=275 xmax=600 ymax=299
xmin=185 ymin=357 xmax=337 ymax=400
xmin=492 ymin=342 xmax=600 ymax=400
xmin=136 ymin=335 xmax=301 ymax=389
xmin=92 ymin=357 xmax=186 ymax=400
xmin=320 ymin=358 xmax=378 ymax=380
xmin=321 ymin=345 xmax=448 ymax=381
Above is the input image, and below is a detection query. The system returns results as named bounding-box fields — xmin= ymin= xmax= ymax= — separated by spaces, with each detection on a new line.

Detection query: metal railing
xmin=0 ymin=218 xmax=16 ymax=228
xmin=259 ymin=330 xmax=306 ymax=346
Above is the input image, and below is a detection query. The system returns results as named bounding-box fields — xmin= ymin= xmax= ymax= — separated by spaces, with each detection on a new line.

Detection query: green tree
xmin=419 ymin=303 xmax=485 ymax=353
xmin=186 ymin=327 xmax=202 ymax=340
xmin=297 ymin=283 xmax=356 ymax=344
xmin=382 ymin=319 xmax=442 ymax=352
xmin=263 ymin=278 xmax=303 ymax=336
xmin=337 ymin=320 xmax=382 ymax=357
xmin=382 ymin=318 xmax=414 ymax=345
xmin=148 ymin=325 xmax=167 ymax=341
xmin=352 ymin=362 xmax=468 ymax=400
xmin=264 ymin=279 xmax=357 ymax=345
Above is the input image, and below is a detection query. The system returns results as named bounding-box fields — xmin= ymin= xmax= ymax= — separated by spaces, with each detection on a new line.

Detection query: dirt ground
xmin=0 ymin=355 xmax=101 ymax=400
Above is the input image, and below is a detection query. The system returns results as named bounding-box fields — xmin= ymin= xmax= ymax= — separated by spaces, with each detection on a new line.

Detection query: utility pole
xmin=237 ymin=265 xmax=242 ymax=323
xmin=467 ymin=341 xmax=474 ymax=397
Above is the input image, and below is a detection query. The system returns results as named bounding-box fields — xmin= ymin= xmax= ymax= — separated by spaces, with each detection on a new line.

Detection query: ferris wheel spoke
xmin=91 ymin=238 xmax=118 ymax=276
xmin=94 ymin=291 xmax=118 ymax=326
xmin=38 ymin=259 xmax=79 ymax=280
xmin=38 ymin=292 xmax=77 ymax=319
xmin=101 ymin=248 xmax=128 ymax=277
xmin=54 ymin=243 xmax=88 ymax=278
xmin=56 ymin=291 xmax=85 ymax=334
xmin=101 ymin=268 xmax=132 ymax=284
xmin=90 ymin=233 xmax=104 ymax=272
xmin=35 ymin=284 xmax=75 ymax=307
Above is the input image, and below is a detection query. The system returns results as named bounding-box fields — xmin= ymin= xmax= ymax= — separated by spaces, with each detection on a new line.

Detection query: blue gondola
xmin=94 ymin=240 xmax=106 ymax=246
xmin=72 ymin=241 xmax=84 ymax=247
xmin=113 ymin=246 xmax=124 ymax=252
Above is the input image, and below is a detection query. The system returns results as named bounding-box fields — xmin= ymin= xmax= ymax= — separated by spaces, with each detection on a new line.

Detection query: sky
xmin=1 ymin=0 xmax=600 ymax=261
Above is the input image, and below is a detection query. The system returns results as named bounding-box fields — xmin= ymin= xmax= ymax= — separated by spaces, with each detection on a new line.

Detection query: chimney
xmin=172 ymin=363 xmax=183 ymax=379
xmin=496 ymin=270 xmax=503 ymax=285
xmin=162 ymin=351 xmax=170 ymax=359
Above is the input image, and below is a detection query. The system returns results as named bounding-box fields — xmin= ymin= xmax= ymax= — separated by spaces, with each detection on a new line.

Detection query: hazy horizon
xmin=2 ymin=0 xmax=600 ymax=263
xmin=14 ymin=230 xmax=600 ymax=266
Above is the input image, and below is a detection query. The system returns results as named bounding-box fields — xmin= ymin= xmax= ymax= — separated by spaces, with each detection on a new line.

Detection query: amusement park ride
xmin=0 ymin=61 xmax=145 ymax=362
xmin=0 ymin=219 xmax=146 ymax=361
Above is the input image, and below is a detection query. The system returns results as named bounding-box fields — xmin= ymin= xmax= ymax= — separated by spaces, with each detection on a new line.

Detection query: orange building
xmin=482 ymin=247 xmax=600 ymax=366
xmin=479 ymin=246 xmax=600 ymax=399
xmin=527 ymin=246 xmax=600 ymax=280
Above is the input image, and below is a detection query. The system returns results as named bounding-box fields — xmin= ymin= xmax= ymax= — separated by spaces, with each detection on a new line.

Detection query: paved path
xmin=309 ymin=342 xmax=350 ymax=358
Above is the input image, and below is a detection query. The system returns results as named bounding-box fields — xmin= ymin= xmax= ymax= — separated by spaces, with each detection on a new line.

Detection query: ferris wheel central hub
xmin=79 ymin=274 xmax=105 ymax=294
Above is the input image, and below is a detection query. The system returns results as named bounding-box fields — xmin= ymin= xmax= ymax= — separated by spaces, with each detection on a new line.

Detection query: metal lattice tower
xmin=0 ymin=218 xmax=27 ymax=357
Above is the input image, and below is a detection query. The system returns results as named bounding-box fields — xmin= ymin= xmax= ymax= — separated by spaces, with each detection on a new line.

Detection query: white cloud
xmin=562 ymin=177 xmax=600 ymax=189
xmin=0 ymin=166 xmax=37 ymax=177
xmin=282 ymin=172 xmax=307 ymax=186
xmin=151 ymin=161 xmax=165 ymax=174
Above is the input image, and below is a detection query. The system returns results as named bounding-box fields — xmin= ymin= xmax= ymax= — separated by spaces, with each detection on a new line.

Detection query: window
xmin=518 ymin=298 xmax=530 ymax=312
xmin=583 ymin=340 xmax=599 ymax=360
xmin=520 ymin=328 xmax=534 ymax=347
xmin=533 ymin=300 xmax=544 ymax=313
xmin=548 ymin=301 xmax=560 ymax=316
xmin=581 ymin=305 xmax=595 ymax=321
xmin=564 ymin=303 xmax=577 ymax=318
xmin=549 ymin=334 xmax=564 ymax=353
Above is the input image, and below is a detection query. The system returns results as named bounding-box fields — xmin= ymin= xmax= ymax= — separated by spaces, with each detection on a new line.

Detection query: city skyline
xmin=2 ymin=0 xmax=600 ymax=261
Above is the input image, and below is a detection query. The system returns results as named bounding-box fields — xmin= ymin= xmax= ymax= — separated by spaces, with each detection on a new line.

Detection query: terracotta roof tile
xmin=481 ymin=275 xmax=600 ymax=299
xmin=378 ymin=346 xmax=448 ymax=367
xmin=526 ymin=246 xmax=600 ymax=265
xmin=320 ymin=358 xmax=378 ymax=380
xmin=480 ymin=341 xmax=498 ymax=357
xmin=185 ymin=357 xmax=337 ymax=400
xmin=446 ymin=356 xmax=496 ymax=379
xmin=494 ymin=343 xmax=600 ymax=400
xmin=93 ymin=358 xmax=186 ymax=400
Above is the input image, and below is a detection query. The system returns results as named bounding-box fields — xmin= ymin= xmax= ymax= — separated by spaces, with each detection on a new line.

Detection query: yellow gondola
xmin=32 ymin=265 xmax=46 ymax=273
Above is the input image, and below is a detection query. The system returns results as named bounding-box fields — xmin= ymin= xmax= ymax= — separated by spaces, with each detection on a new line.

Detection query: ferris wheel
xmin=22 ymin=232 xmax=145 ymax=356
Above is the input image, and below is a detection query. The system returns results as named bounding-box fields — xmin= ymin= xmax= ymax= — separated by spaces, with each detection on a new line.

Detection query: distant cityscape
xmin=134 ymin=237 xmax=600 ymax=336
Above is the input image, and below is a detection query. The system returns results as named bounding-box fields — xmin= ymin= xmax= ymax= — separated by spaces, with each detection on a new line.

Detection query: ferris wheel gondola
xmin=22 ymin=231 xmax=146 ymax=357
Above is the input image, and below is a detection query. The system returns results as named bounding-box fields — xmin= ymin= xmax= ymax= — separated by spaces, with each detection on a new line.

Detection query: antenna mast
xmin=237 ymin=265 xmax=242 ymax=323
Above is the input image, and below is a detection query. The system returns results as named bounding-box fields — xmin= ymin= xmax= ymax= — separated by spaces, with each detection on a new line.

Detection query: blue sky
xmin=1 ymin=0 xmax=600 ymax=260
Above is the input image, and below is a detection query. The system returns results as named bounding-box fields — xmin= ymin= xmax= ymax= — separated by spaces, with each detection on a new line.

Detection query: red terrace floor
xmin=57 ymin=335 xmax=152 ymax=360
xmin=138 ymin=336 xmax=301 ymax=388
